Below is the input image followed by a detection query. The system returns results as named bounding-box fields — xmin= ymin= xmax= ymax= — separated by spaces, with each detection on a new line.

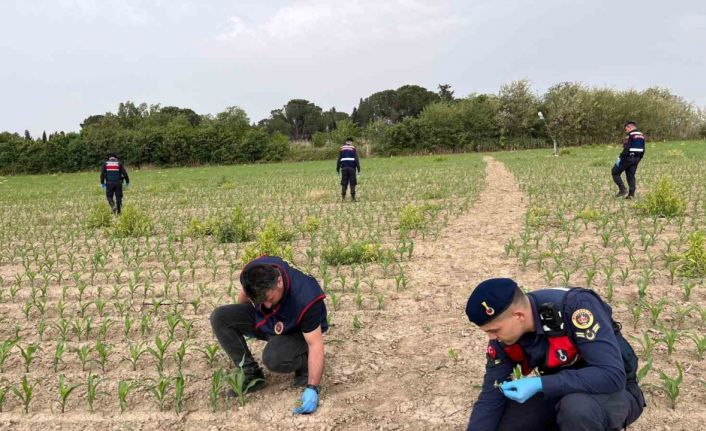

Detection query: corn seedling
xmin=17 ymin=343 xmax=40 ymax=373
xmin=225 ymin=355 xmax=263 ymax=407
xmin=658 ymin=364 xmax=683 ymax=409
xmin=12 ymin=375 xmax=38 ymax=414
xmin=117 ymin=380 xmax=135 ymax=414
xmin=86 ymin=372 xmax=105 ymax=413
xmin=57 ymin=374 xmax=81 ymax=413
xmin=200 ymin=343 xmax=221 ymax=368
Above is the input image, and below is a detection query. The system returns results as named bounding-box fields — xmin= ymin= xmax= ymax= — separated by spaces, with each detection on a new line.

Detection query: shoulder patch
xmin=571 ymin=308 xmax=594 ymax=329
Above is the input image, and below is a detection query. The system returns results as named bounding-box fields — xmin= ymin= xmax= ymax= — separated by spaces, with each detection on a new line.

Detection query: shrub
xmin=301 ymin=216 xmax=321 ymax=234
xmin=113 ymin=205 xmax=153 ymax=237
xmin=681 ymin=231 xmax=706 ymax=277
xmin=321 ymin=240 xmax=393 ymax=265
xmin=241 ymin=218 xmax=294 ymax=263
xmin=398 ymin=203 xmax=439 ymax=232
xmin=638 ymin=176 xmax=686 ymax=217
xmin=215 ymin=208 xmax=255 ymax=243
xmin=576 ymin=208 xmax=602 ymax=221
xmin=86 ymin=202 xmax=113 ymax=229
xmin=188 ymin=207 xmax=255 ymax=243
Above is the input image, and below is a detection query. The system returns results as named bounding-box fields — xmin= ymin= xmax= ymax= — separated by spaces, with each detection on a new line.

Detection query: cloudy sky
xmin=1 ymin=0 xmax=704 ymax=136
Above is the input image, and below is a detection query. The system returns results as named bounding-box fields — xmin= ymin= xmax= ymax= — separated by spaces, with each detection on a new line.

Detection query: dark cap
xmin=465 ymin=278 xmax=518 ymax=326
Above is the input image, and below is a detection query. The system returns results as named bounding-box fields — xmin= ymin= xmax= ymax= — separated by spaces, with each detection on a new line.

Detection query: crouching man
xmin=464 ymin=278 xmax=645 ymax=431
xmin=210 ymin=255 xmax=327 ymax=414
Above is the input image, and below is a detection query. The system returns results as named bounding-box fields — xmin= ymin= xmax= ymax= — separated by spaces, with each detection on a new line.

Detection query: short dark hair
xmin=624 ymin=121 xmax=636 ymax=127
xmin=345 ymin=137 xmax=354 ymax=142
xmin=241 ymin=264 xmax=279 ymax=303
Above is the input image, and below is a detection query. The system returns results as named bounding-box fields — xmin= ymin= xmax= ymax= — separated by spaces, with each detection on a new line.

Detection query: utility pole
xmin=538 ymin=111 xmax=558 ymax=156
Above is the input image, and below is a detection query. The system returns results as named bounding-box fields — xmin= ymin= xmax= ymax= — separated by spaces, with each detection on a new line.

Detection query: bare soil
xmin=1 ymin=157 xmax=703 ymax=430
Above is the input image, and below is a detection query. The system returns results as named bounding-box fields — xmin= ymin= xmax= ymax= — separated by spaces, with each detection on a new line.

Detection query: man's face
xmin=625 ymin=124 xmax=635 ymax=132
xmin=261 ymin=276 xmax=284 ymax=309
xmin=479 ymin=311 xmax=526 ymax=345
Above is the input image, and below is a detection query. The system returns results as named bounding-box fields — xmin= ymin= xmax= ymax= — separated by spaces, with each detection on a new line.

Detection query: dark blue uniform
xmin=210 ymin=256 xmax=327 ymax=382
xmin=612 ymin=129 xmax=645 ymax=198
xmin=100 ymin=156 xmax=130 ymax=214
xmin=336 ymin=142 xmax=361 ymax=200
xmin=467 ymin=287 xmax=644 ymax=431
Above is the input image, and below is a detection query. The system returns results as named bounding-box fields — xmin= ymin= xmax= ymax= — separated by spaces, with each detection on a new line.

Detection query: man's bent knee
xmin=556 ymin=393 xmax=605 ymax=430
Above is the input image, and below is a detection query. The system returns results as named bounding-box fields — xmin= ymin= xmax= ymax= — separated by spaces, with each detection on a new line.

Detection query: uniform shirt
xmin=620 ymin=129 xmax=646 ymax=159
xmin=466 ymin=289 xmax=626 ymax=431
xmin=336 ymin=144 xmax=360 ymax=172
xmin=100 ymin=157 xmax=130 ymax=184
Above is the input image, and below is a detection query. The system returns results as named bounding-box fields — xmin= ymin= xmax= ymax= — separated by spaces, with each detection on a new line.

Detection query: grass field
xmin=0 ymin=141 xmax=704 ymax=430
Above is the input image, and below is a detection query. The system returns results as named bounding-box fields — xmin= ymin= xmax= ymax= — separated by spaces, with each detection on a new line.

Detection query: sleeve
xmin=355 ymin=150 xmax=360 ymax=172
xmin=619 ymin=135 xmax=630 ymax=157
xmin=299 ymin=300 xmax=325 ymax=333
xmin=336 ymin=151 xmax=342 ymax=172
xmin=120 ymin=163 xmax=129 ymax=183
xmin=466 ymin=341 xmax=513 ymax=431
xmin=540 ymin=292 xmax=626 ymax=398
xmin=100 ymin=163 xmax=106 ymax=184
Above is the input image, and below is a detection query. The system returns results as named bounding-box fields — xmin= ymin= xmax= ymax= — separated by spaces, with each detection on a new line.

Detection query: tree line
xmin=1 ymin=81 xmax=704 ymax=174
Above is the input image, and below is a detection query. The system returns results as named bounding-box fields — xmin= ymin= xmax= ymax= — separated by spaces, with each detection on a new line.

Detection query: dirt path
xmin=308 ymin=156 xmax=529 ymax=430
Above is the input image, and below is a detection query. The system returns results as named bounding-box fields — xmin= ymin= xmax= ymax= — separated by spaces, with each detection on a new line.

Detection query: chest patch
xmin=274 ymin=321 xmax=284 ymax=335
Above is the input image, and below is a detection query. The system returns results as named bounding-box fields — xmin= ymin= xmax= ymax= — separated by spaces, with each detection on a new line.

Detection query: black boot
xmin=615 ymin=189 xmax=627 ymax=198
xmin=625 ymin=194 xmax=634 ymax=200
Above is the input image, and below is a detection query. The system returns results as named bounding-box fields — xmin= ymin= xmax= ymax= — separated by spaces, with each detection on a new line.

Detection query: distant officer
xmin=465 ymin=278 xmax=645 ymax=431
xmin=210 ymin=255 xmax=328 ymax=414
xmin=100 ymin=154 xmax=130 ymax=215
xmin=336 ymin=137 xmax=361 ymax=201
xmin=612 ymin=121 xmax=645 ymax=199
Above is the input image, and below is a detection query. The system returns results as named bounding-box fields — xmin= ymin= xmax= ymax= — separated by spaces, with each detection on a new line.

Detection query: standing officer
xmin=336 ymin=137 xmax=361 ymax=201
xmin=465 ymin=278 xmax=645 ymax=431
xmin=100 ymin=154 xmax=130 ymax=215
xmin=210 ymin=255 xmax=328 ymax=414
xmin=612 ymin=121 xmax=645 ymax=199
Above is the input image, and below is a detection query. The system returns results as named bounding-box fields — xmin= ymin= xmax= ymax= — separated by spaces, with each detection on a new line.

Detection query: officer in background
xmin=336 ymin=137 xmax=361 ymax=201
xmin=100 ymin=154 xmax=130 ymax=215
xmin=210 ymin=255 xmax=328 ymax=414
xmin=465 ymin=278 xmax=644 ymax=431
xmin=612 ymin=121 xmax=645 ymax=199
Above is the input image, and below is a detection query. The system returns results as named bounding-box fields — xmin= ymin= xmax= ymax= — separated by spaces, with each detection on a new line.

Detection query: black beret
xmin=465 ymin=278 xmax=518 ymax=326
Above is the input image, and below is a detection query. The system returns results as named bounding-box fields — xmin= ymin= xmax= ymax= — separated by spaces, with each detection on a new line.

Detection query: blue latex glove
xmin=357 ymin=172 xmax=361 ymax=178
xmin=336 ymin=171 xmax=340 ymax=177
xmin=615 ymin=157 xmax=621 ymax=167
xmin=293 ymin=387 xmax=318 ymax=414
xmin=125 ymin=182 xmax=130 ymax=189
xmin=100 ymin=184 xmax=106 ymax=190
xmin=501 ymin=377 xmax=543 ymax=403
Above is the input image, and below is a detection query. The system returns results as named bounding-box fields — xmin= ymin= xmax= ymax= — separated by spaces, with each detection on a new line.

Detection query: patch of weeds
xmin=680 ymin=231 xmax=706 ymax=277
xmin=85 ymin=202 xmax=113 ymax=229
xmin=637 ymin=176 xmax=686 ymax=218
xmin=241 ymin=218 xmax=295 ymax=263
xmin=398 ymin=203 xmax=440 ymax=233
xmin=321 ymin=240 xmax=394 ymax=265
xmin=113 ymin=206 xmax=153 ymax=237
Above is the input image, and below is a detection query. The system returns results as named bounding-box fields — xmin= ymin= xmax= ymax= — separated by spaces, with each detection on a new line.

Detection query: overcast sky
xmin=1 ymin=0 xmax=704 ymax=136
